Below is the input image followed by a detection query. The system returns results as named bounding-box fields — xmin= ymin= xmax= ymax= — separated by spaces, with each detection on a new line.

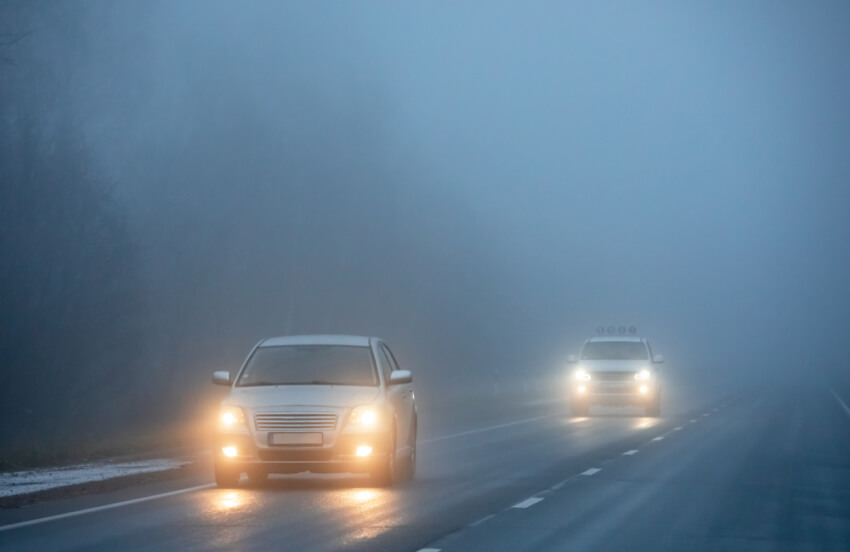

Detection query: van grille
xmin=592 ymin=372 xmax=635 ymax=381
xmin=255 ymin=413 xmax=337 ymax=431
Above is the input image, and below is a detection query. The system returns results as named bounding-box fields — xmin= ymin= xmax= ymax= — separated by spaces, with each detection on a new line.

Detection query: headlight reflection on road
xmin=352 ymin=489 xmax=377 ymax=503
xmin=634 ymin=418 xmax=658 ymax=430
xmin=212 ymin=489 xmax=252 ymax=512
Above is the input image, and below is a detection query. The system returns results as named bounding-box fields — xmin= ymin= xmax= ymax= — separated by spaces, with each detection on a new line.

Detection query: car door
xmin=378 ymin=342 xmax=413 ymax=451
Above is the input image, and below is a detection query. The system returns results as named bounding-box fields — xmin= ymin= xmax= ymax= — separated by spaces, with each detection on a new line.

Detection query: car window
xmin=236 ymin=345 xmax=378 ymax=387
xmin=383 ymin=344 xmax=402 ymax=372
xmin=378 ymin=345 xmax=394 ymax=384
xmin=581 ymin=341 xmax=649 ymax=360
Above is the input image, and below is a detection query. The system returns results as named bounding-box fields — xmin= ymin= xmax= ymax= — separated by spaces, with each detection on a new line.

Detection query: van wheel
xmin=572 ymin=401 xmax=589 ymax=417
xmin=645 ymin=398 xmax=661 ymax=417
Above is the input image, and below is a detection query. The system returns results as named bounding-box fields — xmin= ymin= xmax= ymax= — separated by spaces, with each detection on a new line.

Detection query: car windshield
xmin=236 ymin=345 xmax=377 ymax=387
xmin=581 ymin=341 xmax=648 ymax=360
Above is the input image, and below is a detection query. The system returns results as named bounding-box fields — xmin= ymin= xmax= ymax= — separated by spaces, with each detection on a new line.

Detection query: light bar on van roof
xmin=596 ymin=326 xmax=638 ymax=336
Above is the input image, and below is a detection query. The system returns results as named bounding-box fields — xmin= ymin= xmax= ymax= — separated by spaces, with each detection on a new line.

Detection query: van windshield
xmin=581 ymin=341 xmax=648 ymax=360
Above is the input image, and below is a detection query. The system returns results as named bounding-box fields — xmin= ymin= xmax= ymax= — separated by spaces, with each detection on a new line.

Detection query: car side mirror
xmin=212 ymin=371 xmax=232 ymax=386
xmin=566 ymin=355 xmax=578 ymax=364
xmin=653 ymin=355 xmax=665 ymax=364
xmin=389 ymin=370 xmax=412 ymax=385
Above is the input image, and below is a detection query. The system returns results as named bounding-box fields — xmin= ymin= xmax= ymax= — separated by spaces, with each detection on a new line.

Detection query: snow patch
xmin=0 ymin=459 xmax=185 ymax=497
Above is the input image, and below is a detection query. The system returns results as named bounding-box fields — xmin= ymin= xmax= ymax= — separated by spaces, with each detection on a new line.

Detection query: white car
xmin=567 ymin=334 xmax=664 ymax=417
xmin=211 ymin=335 xmax=417 ymax=487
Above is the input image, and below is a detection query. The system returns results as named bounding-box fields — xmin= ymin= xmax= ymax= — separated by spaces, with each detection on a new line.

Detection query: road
xmin=2 ymin=380 xmax=849 ymax=551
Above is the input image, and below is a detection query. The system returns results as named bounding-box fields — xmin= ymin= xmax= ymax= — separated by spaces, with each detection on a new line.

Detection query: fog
xmin=2 ymin=1 xmax=849 ymax=461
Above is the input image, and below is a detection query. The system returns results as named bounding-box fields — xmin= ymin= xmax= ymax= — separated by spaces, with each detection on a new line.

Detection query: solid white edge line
xmin=0 ymin=483 xmax=215 ymax=532
xmin=513 ymin=497 xmax=544 ymax=509
xmin=623 ymin=450 xmax=638 ymax=455
xmin=580 ymin=468 xmax=601 ymax=476
xmin=830 ymin=389 xmax=850 ymax=420
xmin=421 ymin=413 xmax=561 ymax=444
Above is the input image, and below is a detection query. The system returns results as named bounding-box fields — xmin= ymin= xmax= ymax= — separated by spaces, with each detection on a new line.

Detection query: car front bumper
xmin=214 ymin=431 xmax=392 ymax=474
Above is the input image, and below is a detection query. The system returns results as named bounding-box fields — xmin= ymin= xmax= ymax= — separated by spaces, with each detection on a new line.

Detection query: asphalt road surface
xmin=2 ymin=381 xmax=849 ymax=551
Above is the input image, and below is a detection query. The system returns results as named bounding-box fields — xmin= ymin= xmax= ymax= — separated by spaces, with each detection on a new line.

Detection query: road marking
xmin=652 ymin=436 xmax=664 ymax=441
xmin=513 ymin=497 xmax=544 ymax=509
xmin=417 ymin=549 xmax=442 ymax=552
xmin=469 ymin=514 xmax=496 ymax=527
xmin=623 ymin=449 xmax=638 ymax=455
xmin=690 ymin=419 xmax=698 ymax=423
xmin=580 ymin=468 xmax=601 ymax=476
xmin=830 ymin=389 xmax=850 ymax=420
xmin=702 ymin=413 xmax=710 ymax=417
xmin=0 ymin=483 xmax=215 ymax=532
xmin=422 ymin=413 xmax=562 ymax=444
xmin=550 ymin=479 xmax=569 ymax=490
xmin=673 ymin=426 xmax=683 ymax=431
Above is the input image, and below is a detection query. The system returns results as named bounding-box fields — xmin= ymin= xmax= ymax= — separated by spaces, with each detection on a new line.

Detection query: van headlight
xmin=634 ymin=369 xmax=652 ymax=381
xmin=574 ymin=369 xmax=592 ymax=382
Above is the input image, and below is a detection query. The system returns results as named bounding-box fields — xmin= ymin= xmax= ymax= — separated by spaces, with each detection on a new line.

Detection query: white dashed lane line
xmin=513 ymin=497 xmax=544 ymax=509
xmin=469 ymin=514 xmax=496 ymax=527
xmin=830 ymin=389 xmax=850 ymax=420
xmin=421 ymin=411 xmax=717 ymax=549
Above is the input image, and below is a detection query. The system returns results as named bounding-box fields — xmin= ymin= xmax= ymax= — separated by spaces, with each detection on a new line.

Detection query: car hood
xmin=226 ymin=385 xmax=381 ymax=409
xmin=579 ymin=360 xmax=652 ymax=372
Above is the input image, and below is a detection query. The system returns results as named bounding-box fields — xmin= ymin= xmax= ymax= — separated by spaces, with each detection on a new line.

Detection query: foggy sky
xmin=18 ymin=1 xmax=850 ymax=389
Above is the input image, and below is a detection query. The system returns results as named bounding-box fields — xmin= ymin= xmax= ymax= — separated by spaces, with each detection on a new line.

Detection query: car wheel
xmin=400 ymin=417 xmax=417 ymax=482
xmin=245 ymin=468 xmax=267 ymax=488
xmin=371 ymin=433 xmax=397 ymax=487
xmin=214 ymin=461 xmax=240 ymax=488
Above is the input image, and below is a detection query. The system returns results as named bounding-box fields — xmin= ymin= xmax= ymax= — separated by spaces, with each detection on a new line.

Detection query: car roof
xmin=586 ymin=336 xmax=645 ymax=343
xmin=259 ymin=335 xmax=374 ymax=347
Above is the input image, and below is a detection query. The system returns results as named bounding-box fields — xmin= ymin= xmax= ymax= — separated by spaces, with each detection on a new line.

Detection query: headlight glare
xmin=348 ymin=406 xmax=380 ymax=429
xmin=219 ymin=406 xmax=246 ymax=428
xmin=634 ymin=369 xmax=652 ymax=381
xmin=574 ymin=369 xmax=591 ymax=382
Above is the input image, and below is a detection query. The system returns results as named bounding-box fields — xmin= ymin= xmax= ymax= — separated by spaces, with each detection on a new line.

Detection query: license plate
xmin=268 ymin=432 xmax=323 ymax=446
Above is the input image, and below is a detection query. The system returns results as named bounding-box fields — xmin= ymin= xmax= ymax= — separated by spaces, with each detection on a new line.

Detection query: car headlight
xmin=347 ymin=405 xmax=381 ymax=430
xmin=574 ymin=369 xmax=591 ymax=382
xmin=634 ymin=369 xmax=652 ymax=381
xmin=219 ymin=405 xmax=246 ymax=429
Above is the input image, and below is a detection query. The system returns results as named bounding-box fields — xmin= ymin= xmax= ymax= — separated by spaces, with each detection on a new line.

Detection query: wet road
xmin=2 ymin=381 xmax=849 ymax=551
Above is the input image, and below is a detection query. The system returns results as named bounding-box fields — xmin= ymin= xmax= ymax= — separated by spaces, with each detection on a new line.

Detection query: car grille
xmin=254 ymin=413 xmax=338 ymax=432
xmin=592 ymin=372 xmax=635 ymax=381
